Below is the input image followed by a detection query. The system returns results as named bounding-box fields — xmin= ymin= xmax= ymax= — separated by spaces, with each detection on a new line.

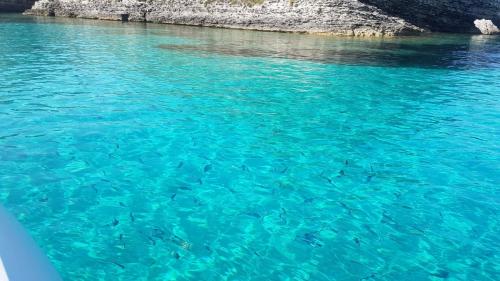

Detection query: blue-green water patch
xmin=0 ymin=13 xmax=499 ymax=281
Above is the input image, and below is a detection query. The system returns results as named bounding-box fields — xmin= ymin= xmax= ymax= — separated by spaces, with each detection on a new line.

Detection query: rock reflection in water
xmin=158 ymin=34 xmax=500 ymax=69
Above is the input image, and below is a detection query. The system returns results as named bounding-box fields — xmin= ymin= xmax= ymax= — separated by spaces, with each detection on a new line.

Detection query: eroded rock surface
xmin=23 ymin=0 xmax=425 ymax=36
xmin=474 ymin=19 xmax=500 ymax=34
xmin=23 ymin=0 xmax=500 ymax=36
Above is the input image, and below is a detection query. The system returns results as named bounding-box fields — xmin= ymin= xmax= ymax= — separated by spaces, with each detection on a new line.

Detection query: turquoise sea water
xmin=1 ymin=13 xmax=499 ymax=281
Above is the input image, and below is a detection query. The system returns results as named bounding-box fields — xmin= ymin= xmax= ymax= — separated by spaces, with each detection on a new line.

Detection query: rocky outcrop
xmin=0 ymin=0 xmax=36 ymax=12
xmin=25 ymin=0 xmax=425 ymax=36
xmin=360 ymin=0 xmax=500 ymax=33
xmin=23 ymin=0 xmax=500 ymax=36
xmin=474 ymin=19 xmax=500 ymax=34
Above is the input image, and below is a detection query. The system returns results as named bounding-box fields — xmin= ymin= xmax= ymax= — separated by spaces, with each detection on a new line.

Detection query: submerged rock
xmin=474 ymin=19 xmax=500 ymax=35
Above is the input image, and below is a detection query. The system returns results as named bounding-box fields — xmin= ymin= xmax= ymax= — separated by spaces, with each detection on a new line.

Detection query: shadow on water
xmin=157 ymin=35 xmax=500 ymax=69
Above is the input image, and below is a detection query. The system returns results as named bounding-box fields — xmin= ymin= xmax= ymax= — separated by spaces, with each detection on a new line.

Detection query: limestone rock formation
xmin=22 ymin=0 xmax=500 ymax=36
xmin=25 ymin=0 xmax=425 ymax=36
xmin=474 ymin=19 xmax=500 ymax=34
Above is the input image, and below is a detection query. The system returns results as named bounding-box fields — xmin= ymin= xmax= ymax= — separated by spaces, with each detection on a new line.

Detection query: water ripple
xmin=0 ymin=13 xmax=499 ymax=281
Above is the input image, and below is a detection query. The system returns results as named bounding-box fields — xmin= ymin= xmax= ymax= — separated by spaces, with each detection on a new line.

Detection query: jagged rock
xmin=474 ymin=19 xmax=499 ymax=35
xmin=24 ymin=0 xmax=425 ymax=36
xmin=22 ymin=0 xmax=500 ymax=36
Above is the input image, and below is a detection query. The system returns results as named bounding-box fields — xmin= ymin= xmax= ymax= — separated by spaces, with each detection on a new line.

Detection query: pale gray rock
xmin=22 ymin=0 xmax=500 ymax=36
xmin=23 ymin=0 xmax=426 ymax=36
xmin=474 ymin=19 xmax=500 ymax=34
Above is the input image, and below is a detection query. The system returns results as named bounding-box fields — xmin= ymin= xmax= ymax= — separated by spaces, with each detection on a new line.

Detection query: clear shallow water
xmin=1 ymin=13 xmax=499 ymax=281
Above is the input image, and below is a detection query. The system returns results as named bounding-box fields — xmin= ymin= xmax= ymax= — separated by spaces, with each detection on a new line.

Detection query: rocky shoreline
xmin=23 ymin=0 xmax=500 ymax=36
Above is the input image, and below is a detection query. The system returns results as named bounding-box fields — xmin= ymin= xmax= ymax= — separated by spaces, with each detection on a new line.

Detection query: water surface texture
xmin=1 ymin=14 xmax=499 ymax=281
